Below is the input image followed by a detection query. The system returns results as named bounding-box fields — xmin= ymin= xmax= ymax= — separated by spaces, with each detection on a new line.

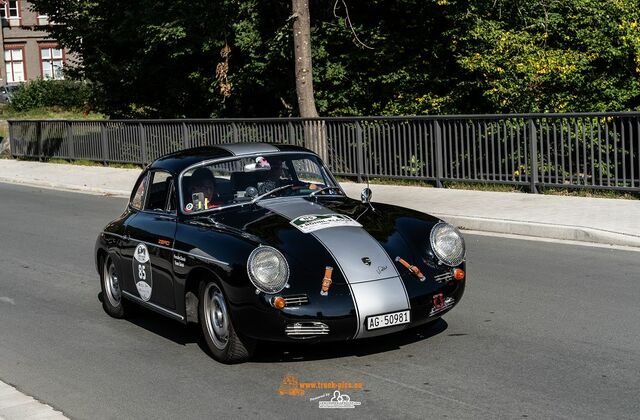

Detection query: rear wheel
xmin=199 ymin=281 xmax=255 ymax=363
xmin=100 ymin=255 xmax=133 ymax=318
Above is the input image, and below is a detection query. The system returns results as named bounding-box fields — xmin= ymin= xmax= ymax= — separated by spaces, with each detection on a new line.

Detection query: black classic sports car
xmin=95 ymin=143 xmax=466 ymax=363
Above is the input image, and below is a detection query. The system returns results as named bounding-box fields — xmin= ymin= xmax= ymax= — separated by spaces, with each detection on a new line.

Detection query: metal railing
xmin=8 ymin=113 xmax=640 ymax=192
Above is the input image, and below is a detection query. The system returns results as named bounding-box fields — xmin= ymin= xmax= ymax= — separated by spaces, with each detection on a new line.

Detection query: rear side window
xmin=130 ymin=174 xmax=148 ymax=210
xmin=145 ymin=171 xmax=173 ymax=212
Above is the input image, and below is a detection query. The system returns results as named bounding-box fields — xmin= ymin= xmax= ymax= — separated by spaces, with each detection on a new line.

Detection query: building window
xmin=5 ymin=47 xmax=25 ymax=83
xmin=37 ymin=14 xmax=49 ymax=25
xmin=0 ymin=1 xmax=21 ymax=26
xmin=40 ymin=47 xmax=64 ymax=80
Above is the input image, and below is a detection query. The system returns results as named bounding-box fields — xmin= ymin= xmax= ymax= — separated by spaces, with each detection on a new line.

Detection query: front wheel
xmin=198 ymin=281 xmax=255 ymax=364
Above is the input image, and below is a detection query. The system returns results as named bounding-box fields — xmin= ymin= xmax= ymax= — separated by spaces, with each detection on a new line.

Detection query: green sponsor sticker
xmin=290 ymin=214 xmax=362 ymax=233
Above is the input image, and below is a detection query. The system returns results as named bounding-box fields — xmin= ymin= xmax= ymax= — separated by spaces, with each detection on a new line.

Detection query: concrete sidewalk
xmin=0 ymin=380 xmax=67 ymax=419
xmin=1 ymin=159 xmax=639 ymax=247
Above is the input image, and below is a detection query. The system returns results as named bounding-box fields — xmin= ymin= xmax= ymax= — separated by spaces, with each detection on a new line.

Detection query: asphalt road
xmin=0 ymin=182 xmax=639 ymax=420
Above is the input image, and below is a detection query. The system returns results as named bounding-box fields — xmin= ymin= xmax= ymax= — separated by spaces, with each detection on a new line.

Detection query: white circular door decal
xmin=133 ymin=243 xmax=152 ymax=301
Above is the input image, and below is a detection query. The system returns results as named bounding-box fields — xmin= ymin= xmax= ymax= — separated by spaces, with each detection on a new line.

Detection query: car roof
xmin=149 ymin=142 xmax=315 ymax=175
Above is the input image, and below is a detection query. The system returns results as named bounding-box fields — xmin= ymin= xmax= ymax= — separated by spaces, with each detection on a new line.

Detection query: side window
xmin=131 ymin=174 xmax=148 ymax=210
xmin=145 ymin=171 xmax=173 ymax=212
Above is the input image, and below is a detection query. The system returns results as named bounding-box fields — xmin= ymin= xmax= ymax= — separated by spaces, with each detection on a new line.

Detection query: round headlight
xmin=430 ymin=222 xmax=466 ymax=267
xmin=247 ymin=246 xmax=289 ymax=294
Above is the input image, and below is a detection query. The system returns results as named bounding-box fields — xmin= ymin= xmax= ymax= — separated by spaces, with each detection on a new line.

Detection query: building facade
xmin=0 ymin=0 xmax=71 ymax=85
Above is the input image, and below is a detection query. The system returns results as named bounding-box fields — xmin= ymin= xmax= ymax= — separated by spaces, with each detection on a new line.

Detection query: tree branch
xmin=333 ymin=0 xmax=374 ymax=50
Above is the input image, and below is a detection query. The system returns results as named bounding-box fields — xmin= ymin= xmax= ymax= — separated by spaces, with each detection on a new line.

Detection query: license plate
xmin=366 ymin=310 xmax=410 ymax=330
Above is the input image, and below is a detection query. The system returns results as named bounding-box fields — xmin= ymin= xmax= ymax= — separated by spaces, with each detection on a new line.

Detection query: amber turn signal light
xmin=271 ymin=296 xmax=286 ymax=310
xmin=453 ymin=268 xmax=465 ymax=280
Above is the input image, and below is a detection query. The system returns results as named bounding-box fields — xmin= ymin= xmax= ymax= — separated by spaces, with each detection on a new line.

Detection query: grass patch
xmin=19 ymin=156 xmax=140 ymax=170
xmin=336 ymin=175 xmax=435 ymax=188
xmin=443 ymin=181 xmax=524 ymax=193
xmin=369 ymin=177 xmax=434 ymax=188
xmin=0 ymin=105 xmax=105 ymax=120
xmin=539 ymin=187 xmax=640 ymax=200
xmin=445 ymin=181 xmax=638 ymax=199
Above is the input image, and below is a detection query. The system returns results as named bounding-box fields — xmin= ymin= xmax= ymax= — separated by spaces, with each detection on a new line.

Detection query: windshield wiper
xmin=251 ymin=184 xmax=296 ymax=205
xmin=309 ymin=186 xmax=344 ymax=198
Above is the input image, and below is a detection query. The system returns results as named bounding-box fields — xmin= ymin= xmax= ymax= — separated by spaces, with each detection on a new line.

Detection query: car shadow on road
xmin=99 ymin=292 xmax=200 ymax=345
xmin=252 ymin=319 xmax=449 ymax=363
xmin=128 ymin=311 xmax=201 ymax=346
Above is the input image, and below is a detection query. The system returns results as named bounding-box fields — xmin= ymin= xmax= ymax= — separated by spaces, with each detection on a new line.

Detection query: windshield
xmin=180 ymin=153 xmax=339 ymax=214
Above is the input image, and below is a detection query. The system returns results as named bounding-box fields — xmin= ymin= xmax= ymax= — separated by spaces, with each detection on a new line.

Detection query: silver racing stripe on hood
xmin=258 ymin=198 xmax=411 ymax=339
xmin=258 ymin=199 xmax=399 ymax=283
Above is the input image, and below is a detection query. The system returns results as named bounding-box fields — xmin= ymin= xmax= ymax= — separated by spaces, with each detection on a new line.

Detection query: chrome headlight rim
xmin=246 ymin=245 xmax=290 ymax=294
xmin=429 ymin=222 xmax=466 ymax=267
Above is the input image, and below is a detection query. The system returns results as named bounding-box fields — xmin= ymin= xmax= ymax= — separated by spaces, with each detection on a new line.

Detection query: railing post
xmin=528 ymin=118 xmax=539 ymax=193
xmin=182 ymin=122 xmax=190 ymax=150
xmin=288 ymin=122 xmax=296 ymax=145
xmin=101 ymin=123 xmax=108 ymax=164
xmin=139 ymin=122 xmax=147 ymax=164
xmin=67 ymin=122 xmax=75 ymax=161
xmin=434 ymin=120 xmax=443 ymax=188
xmin=37 ymin=121 xmax=43 ymax=161
xmin=232 ymin=122 xmax=239 ymax=143
xmin=8 ymin=121 xmax=15 ymax=158
xmin=356 ymin=121 xmax=364 ymax=183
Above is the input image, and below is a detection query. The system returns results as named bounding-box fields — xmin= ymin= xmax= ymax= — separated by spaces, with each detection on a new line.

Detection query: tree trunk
xmin=291 ymin=0 xmax=328 ymax=161
xmin=292 ymin=0 xmax=318 ymax=119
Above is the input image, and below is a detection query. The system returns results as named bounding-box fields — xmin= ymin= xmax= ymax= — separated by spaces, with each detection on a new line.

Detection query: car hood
xmin=212 ymin=196 xmax=440 ymax=286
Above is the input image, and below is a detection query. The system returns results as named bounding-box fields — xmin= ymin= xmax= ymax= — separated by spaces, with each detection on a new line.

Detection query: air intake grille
xmin=434 ymin=272 xmax=453 ymax=283
xmin=283 ymin=294 xmax=309 ymax=306
xmin=285 ymin=322 xmax=329 ymax=337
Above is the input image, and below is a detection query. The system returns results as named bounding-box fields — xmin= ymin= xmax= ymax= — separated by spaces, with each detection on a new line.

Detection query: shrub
xmin=8 ymin=79 xmax=92 ymax=112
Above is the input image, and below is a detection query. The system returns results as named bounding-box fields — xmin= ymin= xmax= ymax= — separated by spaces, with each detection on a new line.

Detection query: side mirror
xmin=361 ymin=187 xmax=372 ymax=204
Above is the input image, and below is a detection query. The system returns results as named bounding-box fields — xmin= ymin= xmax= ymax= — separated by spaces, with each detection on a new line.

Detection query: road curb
xmin=436 ymin=213 xmax=640 ymax=248
xmin=0 ymin=177 xmax=130 ymax=198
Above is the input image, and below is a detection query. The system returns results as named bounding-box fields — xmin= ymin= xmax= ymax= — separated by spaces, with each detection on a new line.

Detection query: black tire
xmin=100 ymin=254 xmax=134 ymax=318
xmin=198 ymin=280 xmax=255 ymax=363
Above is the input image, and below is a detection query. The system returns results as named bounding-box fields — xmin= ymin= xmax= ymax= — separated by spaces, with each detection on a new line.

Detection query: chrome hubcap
xmin=203 ymin=283 xmax=229 ymax=350
xmin=103 ymin=258 xmax=121 ymax=307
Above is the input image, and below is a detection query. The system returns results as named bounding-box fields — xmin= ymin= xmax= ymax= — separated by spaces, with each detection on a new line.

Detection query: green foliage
xmin=401 ymin=155 xmax=426 ymax=175
xmin=28 ymin=0 xmax=640 ymax=118
xmin=8 ymin=79 xmax=91 ymax=112
xmin=0 ymin=106 xmax=103 ymax=120
xmin=452 ymin=0 xmax=640 ymax=113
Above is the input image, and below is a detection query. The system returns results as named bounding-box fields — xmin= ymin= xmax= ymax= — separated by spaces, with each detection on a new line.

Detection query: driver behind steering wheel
xmin=257 ymin=159 xmax=285 ymax=194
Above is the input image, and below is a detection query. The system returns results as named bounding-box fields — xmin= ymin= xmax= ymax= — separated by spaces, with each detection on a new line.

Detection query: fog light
xmin=453 ymin=268 xmax=465 ymax=280
xmin=271 ymin=296 xmax=286 ymax=310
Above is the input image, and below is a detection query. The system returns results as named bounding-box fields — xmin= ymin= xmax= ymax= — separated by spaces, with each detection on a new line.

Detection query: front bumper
xmin=231 ymin=274 xmax=465 ymax=343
